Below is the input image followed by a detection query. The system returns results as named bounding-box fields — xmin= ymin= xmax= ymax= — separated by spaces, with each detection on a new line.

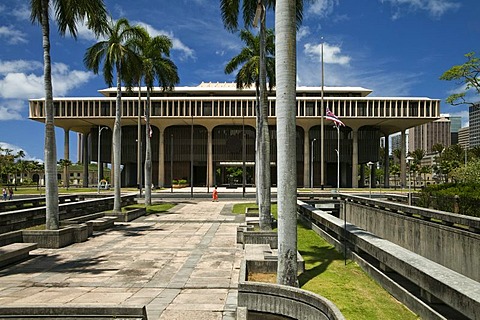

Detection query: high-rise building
xmin=458 ymin=126 xmax=469 ymax=150
xmin=469 ymin=103 xmax=480 ymax=147
xmin=449 ymin=116 xmax=462 ymax=145
xmin=408 ymin=115 xmax=451 ymax=153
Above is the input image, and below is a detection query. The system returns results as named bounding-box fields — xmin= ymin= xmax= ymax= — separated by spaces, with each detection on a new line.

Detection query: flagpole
xmin=320 ymin=38 xmax=325 ymax=190
xmin=337 ymin=125 xmax=340 ymax=193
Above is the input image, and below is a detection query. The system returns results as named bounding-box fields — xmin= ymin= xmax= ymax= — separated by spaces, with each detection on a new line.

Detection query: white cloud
xmin=304 ymin=42 xmax=351 ymax=65
xmin=0 ymin=61 xmax=93 ymax=122
xmin=297 ymin=43 xmax=421 ymax=97
xmin=0 ymin=26 xmax=28 ymax=44
xmin=134 ymin=21 xmax=196 ymax=61
xmin=0 ymin=73 xmax=44 ymax=99
xmin=297 ymin=26 xmax=310 ymax=41
xmin=0 ymin=104 xmax=22 ymax=121
xmin=0 ymin=60 xmax=43 ymax=75
xmin=11 ymin=4 xmax=30 ymax=21
xmin=380 ymin=0 xmax=461 ymax=19
xmin=307 ymin=0 xmax=339 ymax=17
xmin=0 ymin=142 xmax=41 ymax=162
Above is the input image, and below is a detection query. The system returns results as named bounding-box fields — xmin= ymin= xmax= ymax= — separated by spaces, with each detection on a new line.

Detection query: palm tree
xmin=30 ymin=0 xmax=107 ymax=229
xmin=222 ymin=0 xmax=303 ymax=232
xmin=224 ymin=28 xmax=275 ymax=230
xmin=57 ymin=159 xmax=72 ymax=189
xmin=84 ymin=18 xmax=145 ymax=212
xmin=130 ymin=29 xmax=179 ymax=206
xmin=275 ymin=0 xmax=298 ymax=287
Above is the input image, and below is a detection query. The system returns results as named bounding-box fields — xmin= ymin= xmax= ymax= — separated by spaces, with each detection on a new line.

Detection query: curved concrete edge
xmin=238 ymin=261 xmax=345 ymax=320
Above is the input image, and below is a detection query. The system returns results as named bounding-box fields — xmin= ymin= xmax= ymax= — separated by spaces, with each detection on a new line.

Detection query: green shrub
xmin=417 ymin=183 xmax=480 ymax=217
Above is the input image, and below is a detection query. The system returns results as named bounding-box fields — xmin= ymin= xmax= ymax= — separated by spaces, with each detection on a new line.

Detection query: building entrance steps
xmin=0 ymin=200 xmax=245 ymax=320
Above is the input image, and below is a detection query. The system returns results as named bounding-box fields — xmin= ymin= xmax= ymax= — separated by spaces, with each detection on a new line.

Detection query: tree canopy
xmin=440 ymin=52 xmax=480 ymax=106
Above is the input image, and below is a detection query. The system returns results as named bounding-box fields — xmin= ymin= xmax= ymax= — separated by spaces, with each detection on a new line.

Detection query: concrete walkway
xmin=0 ymin=199 xmax=246 ymax=320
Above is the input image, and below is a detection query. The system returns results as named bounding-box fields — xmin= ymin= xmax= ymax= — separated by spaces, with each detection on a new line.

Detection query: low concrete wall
xmin=0 ymin=306 xmax=147 ymax=319
xmin=242 ymin=231 xmax=278 ymax=249
xmin=0 ymin=231 xmax=24 ymax=246
xmin=105 ymin=207 xmax=146 ymax=222
xmin=238 ymin=261 xmax=344 ymax=320
xmin=0 ymin=194 xmax=136 ymax=234
xmin=297 ymin=200 xmax=480 ymax=320
xmin=22 ymin=227 xmax=75 ymax=249
xmin=344 ymin=196 xmax=480 ymax=282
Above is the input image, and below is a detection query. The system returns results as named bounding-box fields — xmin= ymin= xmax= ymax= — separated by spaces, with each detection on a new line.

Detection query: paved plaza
xmin=0 ymin=198 xmax=246 ymax=320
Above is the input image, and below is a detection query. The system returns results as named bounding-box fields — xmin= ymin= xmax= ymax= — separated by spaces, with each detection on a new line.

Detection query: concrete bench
xmin=90 ymin=216 xmax=118 ymax=231
xmin=0 ymin=243 xmax=37 ymax=268
xmin=62 ymin=212 xmax=106 ymax=224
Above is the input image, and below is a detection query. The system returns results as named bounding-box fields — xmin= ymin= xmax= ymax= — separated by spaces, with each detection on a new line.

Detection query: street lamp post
xmin=406 ymin=156 xmax=414 ymax=206
xmin=310 ymin=138 xmax=316 ymax=189
xmin=97 ymin=126 xmax=108 ymax=194
xmin=367 ymin=161 xmax=373 ymax=198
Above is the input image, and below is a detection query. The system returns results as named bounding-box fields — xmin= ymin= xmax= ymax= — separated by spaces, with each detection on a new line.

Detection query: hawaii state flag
xmin=325 ymin=107 xmax=345 ymax=127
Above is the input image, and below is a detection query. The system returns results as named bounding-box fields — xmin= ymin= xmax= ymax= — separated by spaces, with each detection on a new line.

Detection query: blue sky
xmin=0 ymin=0 xmax=478 ymax=162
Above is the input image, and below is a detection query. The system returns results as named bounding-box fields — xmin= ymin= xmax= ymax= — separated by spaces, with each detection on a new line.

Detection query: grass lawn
xmin=233 ymin=203 xmax=418 ymax=320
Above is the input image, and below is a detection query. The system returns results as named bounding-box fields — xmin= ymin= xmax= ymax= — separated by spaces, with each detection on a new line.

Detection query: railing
xmin=29 ymin=96 xmax=440 ymax=119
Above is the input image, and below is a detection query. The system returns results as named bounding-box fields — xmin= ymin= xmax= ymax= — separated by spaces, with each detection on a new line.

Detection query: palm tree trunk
xmin=144 ymin=88 xmax=152 ymax=206
xmin=137 ymin=81 xmax=142 ymax=198
xmin=275 ymin=0 xmax=298 ymax=287
xmin=259 ymin=7 xmax=272 ymax=231
xmin=113 ymin=62 xmax=122 ymax=213
xmin=255 ymin=84 xmax=260 ymax=205
xmin=41 ymin=0 xmax=59 ymax=230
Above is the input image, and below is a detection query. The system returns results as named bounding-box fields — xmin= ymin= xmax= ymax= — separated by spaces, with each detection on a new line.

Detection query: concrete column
xmin=208 ymin=129 xmax=213 ymax=187
xmin=158 ymin=127 xmax=164 ymax=187
xmin=352 ymin=129 xmax=359 ymax=188
xmin=82 ymin=132 xmax=89 ymax=187
xmin=303 ymin=129 xmax=310 ymax=187
xmin=400 ymin=130 xmax=406 ymax=188
xmin=64 ymin=129 xmax=70 ymax=189
xmin=384 ymin=134 xmax=390 ymax=188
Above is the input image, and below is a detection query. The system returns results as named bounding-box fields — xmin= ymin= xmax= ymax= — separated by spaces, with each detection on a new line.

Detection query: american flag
xmin=325 ymin=107 xmax=345 ymax=127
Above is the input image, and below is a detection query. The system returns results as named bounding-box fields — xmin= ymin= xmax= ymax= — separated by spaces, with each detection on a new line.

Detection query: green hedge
xmin=417 ymin=183 xmax=480 ymax=217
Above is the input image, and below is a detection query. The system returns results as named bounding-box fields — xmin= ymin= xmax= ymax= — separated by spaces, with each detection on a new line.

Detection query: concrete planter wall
xmin=242 ymin=231 xmax=278 ymax=249
xmin=22 ymin=227 xmax=75 ymax=248
xmin=237 ymin=261 xmax=344 ymax=320
xmin=104 ymin=208 xmax=146 ymax=222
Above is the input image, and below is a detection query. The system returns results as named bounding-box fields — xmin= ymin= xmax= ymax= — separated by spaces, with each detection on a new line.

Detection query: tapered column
xmin=352 ymin=128 xmax=359 ymax=188
xmin=303 ymin=129 xmax=310 ymax=187
xmin=208 ymin=129 xmax=213 ymax=187
xmin=158 ymin=127 xmax=164 ymax=187
xmin=64 ymin=129 xmax=70 ymax=188
xmin=400 ymin=130 xmax=407 ymax=188
xmin=82 ymin=132 xmax=89 ymax=187
xmin=384 ymin=134 xmax=390 ymax=188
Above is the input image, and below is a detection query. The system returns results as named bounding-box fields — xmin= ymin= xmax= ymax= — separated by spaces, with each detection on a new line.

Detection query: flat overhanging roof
xmin=97 ymin=82 xmax=373 ymax=97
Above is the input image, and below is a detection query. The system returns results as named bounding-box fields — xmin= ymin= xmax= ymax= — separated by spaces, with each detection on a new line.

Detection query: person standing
xmin=212 ymin=186 xmax=219 ymax=202
xmin=2 ymin=188 xmax=6 ymax=201
xmin=8 ymin=187 xmax=13 ymax=200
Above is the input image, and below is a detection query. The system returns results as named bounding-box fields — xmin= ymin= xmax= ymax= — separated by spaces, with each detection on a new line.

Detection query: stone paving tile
xmin=0 ymin=199 xmax=245 ymax=319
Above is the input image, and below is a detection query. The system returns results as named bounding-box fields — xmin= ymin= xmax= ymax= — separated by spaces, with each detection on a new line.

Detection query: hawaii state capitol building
xmin=29 ymin=82 xmax=440 ymax=189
